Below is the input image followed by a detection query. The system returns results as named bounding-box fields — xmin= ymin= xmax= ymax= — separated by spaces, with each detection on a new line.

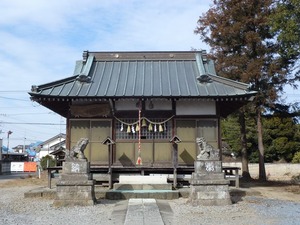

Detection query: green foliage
xmin=221 ymin=114 xmax=241 ymax=156
xmin=263 ymin=116 xmax=300 ymax=162
xmin=221 ymin=114 xmax=300 ymax=163
xmin=197 ymin=0 xmax=300 ymax=179
xmin=221 ymin=110 xmax=258 ymax=162
xmin=40 ymin=155 xmax=56 ymax=170
xmin=292 ymin=152 xmax=300 ymax=163
xmin=270 ymin=0 xmax=300 ymax=68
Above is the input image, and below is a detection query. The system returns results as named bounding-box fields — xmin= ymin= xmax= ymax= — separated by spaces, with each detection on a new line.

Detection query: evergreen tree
xmin=195 ymin=0 xmax=298 ymax=180
xmin=271 ymin=0 xmax=300 ymax=77
xmin=263 ymin=116 xmax=300 ymax=162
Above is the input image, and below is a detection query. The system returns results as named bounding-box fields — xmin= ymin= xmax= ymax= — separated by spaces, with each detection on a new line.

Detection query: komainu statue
xmin=64 ymin=138 xmax=89 ymax=161
xmin=196 ymin=137 xmax=219 ymax=160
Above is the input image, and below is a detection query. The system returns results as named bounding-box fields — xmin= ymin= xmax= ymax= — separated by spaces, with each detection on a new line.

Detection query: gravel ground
xmin=170 ymin=197 xmax=300 ymax=225
xmin=0 ymin=186 xmax=300 ymax=225
xmin=0 ymin=185 xmax=118 ymax=225
xmin=0 ymin=184 xmax=299 ymax=225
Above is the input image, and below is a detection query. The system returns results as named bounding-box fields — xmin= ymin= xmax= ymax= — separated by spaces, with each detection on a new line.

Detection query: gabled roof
xmin=29 ymin=51 xmax=255 ymax=99
xmin=40 ymin=133 xmax=66 ymax=147
xmin=29 ymin=51 xmax=256 ymax=117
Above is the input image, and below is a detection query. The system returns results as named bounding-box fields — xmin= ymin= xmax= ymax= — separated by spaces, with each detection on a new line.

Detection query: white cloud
xmin=0 ymin=0 xmax=211 ymax=148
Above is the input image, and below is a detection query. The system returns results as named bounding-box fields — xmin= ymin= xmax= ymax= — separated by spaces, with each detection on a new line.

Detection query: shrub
xmin=40 ymin=155 xmax=56 ymax=170
xmin=292 ymin=151 xmax=300 ymax=163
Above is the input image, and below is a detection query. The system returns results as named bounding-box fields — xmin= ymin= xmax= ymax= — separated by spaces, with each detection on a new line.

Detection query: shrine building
xmin=29 ymin=50 xmax=255 ymax=173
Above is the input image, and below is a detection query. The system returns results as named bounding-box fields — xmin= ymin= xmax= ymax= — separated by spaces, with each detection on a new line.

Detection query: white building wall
xmin=176 ymin=100 xmax=216 ymax=115
xmin=223 ymin=162 xmax=300 ymax=181
xmin=37 ymin=137 xmax=65 ymax=159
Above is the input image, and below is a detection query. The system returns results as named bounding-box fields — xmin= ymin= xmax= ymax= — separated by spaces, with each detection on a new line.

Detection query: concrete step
xmin=113 ymin=183 xmax=172 ymax=190
xmin=105 ymin=189 xmax=179 ymax=200
xmin=24 ymin=186 xmax=187 ymax=200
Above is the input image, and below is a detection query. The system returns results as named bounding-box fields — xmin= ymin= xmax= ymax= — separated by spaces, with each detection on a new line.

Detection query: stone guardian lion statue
xmin=196 ymin=137 xmax=219 ymax=160
xmin=64 ymin=138 xmax=89 ymax=161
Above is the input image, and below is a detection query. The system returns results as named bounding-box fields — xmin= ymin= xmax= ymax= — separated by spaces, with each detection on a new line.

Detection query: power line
xmin=0 ymin=96 xmax=30 ymax=102
xmin=1 ymin=122 xmax=66 ymax=125
xmin=0 ymin=112 xmax=55 ymax=116
xmin=0 ymin=90 xmax=28 ymax=93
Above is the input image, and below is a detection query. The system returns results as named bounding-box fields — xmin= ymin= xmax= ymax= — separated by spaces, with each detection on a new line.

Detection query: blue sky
xmin=0 ymin=0 xmax=211 ymax=148
xmin=0 ymin=0 xmax=298 ymax=149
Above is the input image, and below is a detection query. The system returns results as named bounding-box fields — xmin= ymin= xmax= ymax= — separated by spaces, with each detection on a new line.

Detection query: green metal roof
xmin=29 ymin=51 xmax=255 ymax=99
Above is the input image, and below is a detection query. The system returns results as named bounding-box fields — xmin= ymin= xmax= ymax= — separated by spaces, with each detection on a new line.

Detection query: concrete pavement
xmin=124 ymin=199 xmax=164 ymax=225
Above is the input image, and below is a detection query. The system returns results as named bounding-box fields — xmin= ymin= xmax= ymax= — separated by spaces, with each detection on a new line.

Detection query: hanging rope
xmin=114 ymin=115 xmax=174 ymax=126
xmin=136 ymin=100 xmax=142 ymax=165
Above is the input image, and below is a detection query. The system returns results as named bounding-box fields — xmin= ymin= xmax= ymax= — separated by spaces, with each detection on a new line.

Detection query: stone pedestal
xmin=189 ymin=160 xmax=232 ymax=206
xmin=53 ymin=161 xmax=96 ymax=207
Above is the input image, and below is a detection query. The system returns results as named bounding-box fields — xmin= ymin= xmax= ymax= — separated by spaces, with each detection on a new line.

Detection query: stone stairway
xmin=106 ymin=175 xmax=179 ymax=200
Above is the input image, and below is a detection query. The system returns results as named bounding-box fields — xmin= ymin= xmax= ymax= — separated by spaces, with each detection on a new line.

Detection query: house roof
xmin=30 ymin=51 xmax=255 ymax=99
xmin=29 ymin=51 xmax=256 ymax=117
xmin=40 ymin=133 xmax=66 ymax=147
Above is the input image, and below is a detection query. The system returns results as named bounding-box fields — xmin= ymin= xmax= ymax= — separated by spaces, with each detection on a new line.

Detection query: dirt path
xmin=245 ymin=185 xmax=299 ymax=202
xmin=238 ymin=180 xmax=300 ymax=202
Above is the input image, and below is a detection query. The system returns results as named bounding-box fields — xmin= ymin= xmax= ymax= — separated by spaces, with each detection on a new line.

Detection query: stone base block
xmin=189 ymin=184 xmax=232 ymax=206
xmin=53 ymin=181 xmax=96 ymax=207
xmin=57 ymin=179 xmax=95 ymax=186
xmin=60 ymin=173 xmax=92 ymax=181
xmin=194 ymin=160 xmax=222 ymax=173
xmin=62 ymin=161 xmax=90 ymax=174
xmin=190 ymin=178 xmax=229 ymax=185
xmin=191 ymin=172 xmax=226 ymax=181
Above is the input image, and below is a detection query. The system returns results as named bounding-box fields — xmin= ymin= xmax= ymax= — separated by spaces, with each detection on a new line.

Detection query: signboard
xmin=11 ymin=162 xmax=24 ymax=172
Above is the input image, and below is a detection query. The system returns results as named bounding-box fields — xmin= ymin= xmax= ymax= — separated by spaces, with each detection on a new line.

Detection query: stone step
xmin=113 ymin=183 xmax=172 ymax=190
xmin=105 ymin=189 xmax=179 ymax=200
xmin=24 ymin=186 xmax=187 ymax=200
xmin=119 ymin=175 xmax=168 ymax=184
xmin=114 ymin=175 xmax=173 ymax=193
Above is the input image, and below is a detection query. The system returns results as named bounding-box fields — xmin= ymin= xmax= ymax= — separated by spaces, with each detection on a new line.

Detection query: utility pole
xmin=23 ymin=137 xmax=26 ymax=153
xmin=0 ymin=138 xmax=2 ymax=161
xmin=7 ymin=131 xmax=12 ymax=157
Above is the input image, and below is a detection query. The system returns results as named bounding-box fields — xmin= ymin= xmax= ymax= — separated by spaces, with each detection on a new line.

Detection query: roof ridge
xmin=208 ymin=74 xmax=249 ymax=90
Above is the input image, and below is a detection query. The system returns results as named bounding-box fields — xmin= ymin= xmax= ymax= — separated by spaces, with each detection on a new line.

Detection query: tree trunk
xmin=257 ymin=108 xmax=267 ymax=181
xmin=239 ymin=108 xmax=251 ymax=179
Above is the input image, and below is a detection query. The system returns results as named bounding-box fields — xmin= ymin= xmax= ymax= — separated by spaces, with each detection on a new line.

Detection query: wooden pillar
xmin=102 ymin=137 xmax=115 ymax=189
xmin=170 ymin=135 xmax=181 ymax=189
xmin=172 ymin=143 xmax=178 ymax=189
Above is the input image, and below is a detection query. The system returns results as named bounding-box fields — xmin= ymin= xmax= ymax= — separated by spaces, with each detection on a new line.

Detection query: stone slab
xmin=124 ymin=199 xmax=164 ymax=225
xmin=105 ymin=190 xmax=179 ymax=200
xmin=113 ymin=183 xmax=172 ymax=190
xmin=119 ymin=175 xmax=167 ymax=184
